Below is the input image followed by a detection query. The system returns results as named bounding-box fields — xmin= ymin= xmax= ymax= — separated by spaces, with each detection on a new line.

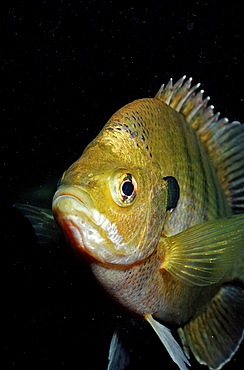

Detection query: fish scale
xmin=107 ymin=98 xmax=230 ymax=235
xmin=50 ymin=76 xmax=244 ymax=369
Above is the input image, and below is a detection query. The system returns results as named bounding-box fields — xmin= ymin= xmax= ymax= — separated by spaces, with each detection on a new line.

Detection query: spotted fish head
xmin=52 ymin=102 xmax=170 ymax=266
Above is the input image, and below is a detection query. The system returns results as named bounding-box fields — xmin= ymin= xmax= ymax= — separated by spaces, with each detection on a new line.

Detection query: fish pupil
xmin=122 ymin=180 xmax=134 ymax=196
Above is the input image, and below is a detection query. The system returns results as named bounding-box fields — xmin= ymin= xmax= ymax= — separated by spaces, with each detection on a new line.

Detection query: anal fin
xmin=179 ymin=284 xmax=244 ymax=369
xmin=146 ymin=314 xmax=190 ymax=370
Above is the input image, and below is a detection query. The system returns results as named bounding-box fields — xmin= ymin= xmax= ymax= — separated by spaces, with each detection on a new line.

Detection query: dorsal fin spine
xmin=155 ymin=76 xmax=244 ymax=213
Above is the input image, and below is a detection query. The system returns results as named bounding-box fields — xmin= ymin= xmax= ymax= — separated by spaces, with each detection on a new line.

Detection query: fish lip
xmin=52 ymin=185 xmax=156 ymax=266
xmin=53 ymin=185 xmax=91 ymax=209
xmin=52 ymin=191 xmax=129 ymax=264
xmin=52 ymin=186 xmax=104 ymax=258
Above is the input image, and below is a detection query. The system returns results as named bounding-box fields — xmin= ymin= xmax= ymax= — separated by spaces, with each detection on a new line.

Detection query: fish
xmin=16 ymin=76 xmax=244 ymax=369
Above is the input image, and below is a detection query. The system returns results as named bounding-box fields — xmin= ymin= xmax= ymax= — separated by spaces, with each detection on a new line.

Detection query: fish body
xmin=52 ymin=77 xmax=244 ymax=369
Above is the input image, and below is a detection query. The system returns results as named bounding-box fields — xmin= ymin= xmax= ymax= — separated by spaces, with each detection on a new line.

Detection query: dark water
xmin=2 ymin=1 xmax=243 ymax=369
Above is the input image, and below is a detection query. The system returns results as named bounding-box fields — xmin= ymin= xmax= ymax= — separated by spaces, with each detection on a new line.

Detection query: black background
xmin=2 ymin=1 xmax=243 ymax=369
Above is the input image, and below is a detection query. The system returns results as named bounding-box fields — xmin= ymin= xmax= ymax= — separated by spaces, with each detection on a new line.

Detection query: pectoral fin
xmin=160 ymin=214 xmax=244 ymax=286
xmin=145 ymin=314 xmax=190 ymax=370
xmin=14 ymin=203 xmax=63 ymax=245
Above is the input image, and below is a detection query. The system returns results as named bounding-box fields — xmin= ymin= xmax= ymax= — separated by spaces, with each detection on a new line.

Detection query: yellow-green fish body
xmin=52 ymin=77 xmax=244 ymax=369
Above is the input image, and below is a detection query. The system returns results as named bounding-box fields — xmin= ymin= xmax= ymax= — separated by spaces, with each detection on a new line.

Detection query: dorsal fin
xmin=155 ymin=76 xmax=244 ymax=214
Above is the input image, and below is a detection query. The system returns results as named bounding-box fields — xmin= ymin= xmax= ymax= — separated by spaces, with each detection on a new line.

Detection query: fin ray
xmin=13 ymin=203 xmax=63 ymax=245
xmin=161 ymin=214 xmax=244 ymax=286
xmin=146 ymin=314 xmax=190 ymax=370
xmin=155 ymin=77 xmax=244 ymax=213
xmin=179 ymin=284 xmax=244 ymax=369
xmin=107 ymin=327 xmax=131 ymax=370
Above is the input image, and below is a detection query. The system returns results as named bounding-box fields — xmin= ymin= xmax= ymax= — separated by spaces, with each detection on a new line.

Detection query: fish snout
xmin=52 ymin=185 xmax=99 ymax=254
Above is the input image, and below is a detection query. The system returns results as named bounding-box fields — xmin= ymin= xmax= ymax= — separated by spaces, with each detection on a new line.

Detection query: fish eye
xmin=110 ymin=171 xmax=137 ymax=206
xmin=56 ymin=172 xmax=66 ymax=188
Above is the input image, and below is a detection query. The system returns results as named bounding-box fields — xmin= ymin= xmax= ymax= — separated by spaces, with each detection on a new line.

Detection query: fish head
xmin=52 ymin=102 xmax=169 ymax=266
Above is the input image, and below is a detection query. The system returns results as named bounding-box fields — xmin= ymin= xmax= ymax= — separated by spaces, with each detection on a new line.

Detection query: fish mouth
xmin=52 ymin=185 xmax=144 ymax=265
xmin=52 ymin=185 xmax=107 ymax=260
xmin=53 ymin=185 xmax=105 ymax=226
